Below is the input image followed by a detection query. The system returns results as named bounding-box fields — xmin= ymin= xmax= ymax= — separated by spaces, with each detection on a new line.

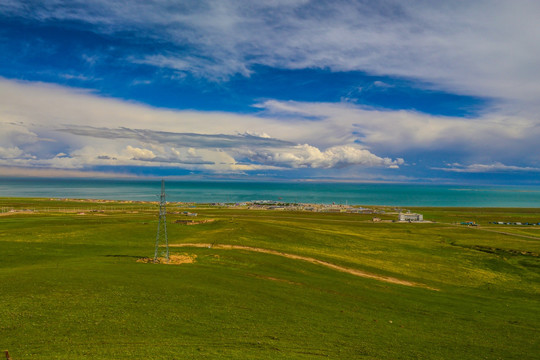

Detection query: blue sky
xmin=1 ymin=1 xmax=540 ymax=184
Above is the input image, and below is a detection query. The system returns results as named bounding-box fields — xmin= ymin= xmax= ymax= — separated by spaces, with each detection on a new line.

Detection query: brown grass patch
xmin=174 ymin=219 xmax=215 ymax=225
xmin=137 ymin=253 xmax=197 ymax=265
xmin=0 ymin=210 xmax=35 ymax=216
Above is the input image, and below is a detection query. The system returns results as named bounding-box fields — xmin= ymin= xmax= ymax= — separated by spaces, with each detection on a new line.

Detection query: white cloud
xmin=434 ymin=162 xmax=540 ymax=173
xmin=372 ymin=81 xmax=393 ymax=88
xmin=0 ymin=166 xmax=138 ymax=179
xmin=0 ymin=78 xmax=287 ymax=137
xmin=257 ymin=99 xmax=540 ymax=164
xmin=5 ymin=1 xmax=539 ymax=107
xmin=59 ymin=73 xmax=95 ymax=81
xmin=0 ymin=78 xmax=407 ymax=174
xmin=0 ymin=123 xmax=40 ymax=161
xmin=0 ymin=146 xmax=24 ymax=159
xmin=132 ymin=54 xmax=251 ymax=81
xmin=124 ymin=145 xmax=156 ymax=160
xmin=244 ymin=144 xmax=403 ymax=169
xmin=3 ymin=1 xmax=540 ymax=181
xmin=0 ymin=123 xmax=40 ymax=147
xmin=2 ymin=77 xmax=540 ymax=177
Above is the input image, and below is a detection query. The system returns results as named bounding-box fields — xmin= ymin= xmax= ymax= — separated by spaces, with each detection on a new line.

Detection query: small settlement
xmin=210 ymin=201 xmax=376 ymax=214
xmin=206 ymin=201 xmax=427 ymax=223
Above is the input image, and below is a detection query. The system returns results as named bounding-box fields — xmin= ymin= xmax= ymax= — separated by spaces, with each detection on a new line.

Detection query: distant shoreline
xmin=1 ymin=196 xmax=540 ymax=210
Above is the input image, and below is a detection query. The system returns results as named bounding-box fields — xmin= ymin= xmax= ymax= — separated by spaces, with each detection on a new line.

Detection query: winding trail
xmin=471 ymin=227 xmax=540 ymax=241
xmin=168 ymin=243 xmax=438 ymax=291
xmin=440 ymin=222 xmax=540 ymax=241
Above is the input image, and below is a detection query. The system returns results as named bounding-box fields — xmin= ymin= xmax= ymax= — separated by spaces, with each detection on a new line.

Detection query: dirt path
xmin=0 ymin=211 xmax=35 ymax=216
xmin=168 ymin=243 xmax=438 ymax=291
xmin=473 ymin=227 xmax=540 ymax=241
xmin=442 ymin=222 xmax=540 ymax=241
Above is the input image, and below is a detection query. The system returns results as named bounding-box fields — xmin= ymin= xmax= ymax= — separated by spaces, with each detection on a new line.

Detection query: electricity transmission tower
xmin=154 ymin=179 xmax=169 ymax=263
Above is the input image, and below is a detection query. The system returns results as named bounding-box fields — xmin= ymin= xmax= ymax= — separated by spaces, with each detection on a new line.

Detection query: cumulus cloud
xmin=124 ymin=145 xmax=156 ymax=161
xmin=0 ymin=123 xmax=40 ymax=161
xmin=245 ymin=144 xmax=403 ymax=169
xmin=54 ymin=126 xmax=403 ymax=170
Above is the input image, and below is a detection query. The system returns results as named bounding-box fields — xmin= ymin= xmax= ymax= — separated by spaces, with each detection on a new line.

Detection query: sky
xmin=1 ymin=0 xmax=540 ymax=184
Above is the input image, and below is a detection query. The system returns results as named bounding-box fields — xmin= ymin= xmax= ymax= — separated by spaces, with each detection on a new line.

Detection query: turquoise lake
xmin=1 ymin=178 xmax=540 ymax=207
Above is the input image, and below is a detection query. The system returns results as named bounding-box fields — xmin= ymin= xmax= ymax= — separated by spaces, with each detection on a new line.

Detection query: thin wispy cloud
xmin=3 ymin=1 xmax=539 ymax=103
xmin=434 ymin=163 xmax=540 ymax=173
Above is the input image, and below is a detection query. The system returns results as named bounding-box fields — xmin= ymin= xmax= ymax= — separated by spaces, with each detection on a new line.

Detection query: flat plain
xmin=1 ymin=198 xmax=539 ymax=359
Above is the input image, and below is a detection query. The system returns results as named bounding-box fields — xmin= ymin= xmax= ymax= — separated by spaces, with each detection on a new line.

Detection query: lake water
xmin=0 ymin=178 xmax=539 ymax=207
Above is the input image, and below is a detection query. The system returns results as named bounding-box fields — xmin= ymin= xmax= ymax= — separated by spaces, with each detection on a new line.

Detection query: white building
xmin=399 ymin=213 xmax=424 ymax=222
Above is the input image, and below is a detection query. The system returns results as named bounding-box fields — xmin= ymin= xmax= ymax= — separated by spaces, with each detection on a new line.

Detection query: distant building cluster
xmin=490 ymin=221 xmax=540 ymax=226
xmin=209 ymin=201 xmax=379 ymax=214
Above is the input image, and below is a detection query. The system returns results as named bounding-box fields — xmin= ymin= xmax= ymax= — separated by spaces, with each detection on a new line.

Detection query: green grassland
xmin=1 ymin=198 xmax=539 ymax=359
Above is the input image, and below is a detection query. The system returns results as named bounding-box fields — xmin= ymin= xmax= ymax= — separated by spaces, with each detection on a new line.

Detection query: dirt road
xmin=168 ymin=243 xmax=438 ymax=291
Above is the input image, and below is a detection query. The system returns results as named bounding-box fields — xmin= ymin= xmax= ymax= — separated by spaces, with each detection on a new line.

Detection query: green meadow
xmin=1 ymin=198 xmax=539 ymax=359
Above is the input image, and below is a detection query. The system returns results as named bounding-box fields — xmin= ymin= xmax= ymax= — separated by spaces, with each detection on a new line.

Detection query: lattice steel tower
xmin=154 ymin=179 xmax=169 ymax=263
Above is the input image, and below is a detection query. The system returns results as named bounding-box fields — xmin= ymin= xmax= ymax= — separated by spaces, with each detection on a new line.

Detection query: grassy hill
xmin=1 ymin=198 xmax=539 ymax=359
